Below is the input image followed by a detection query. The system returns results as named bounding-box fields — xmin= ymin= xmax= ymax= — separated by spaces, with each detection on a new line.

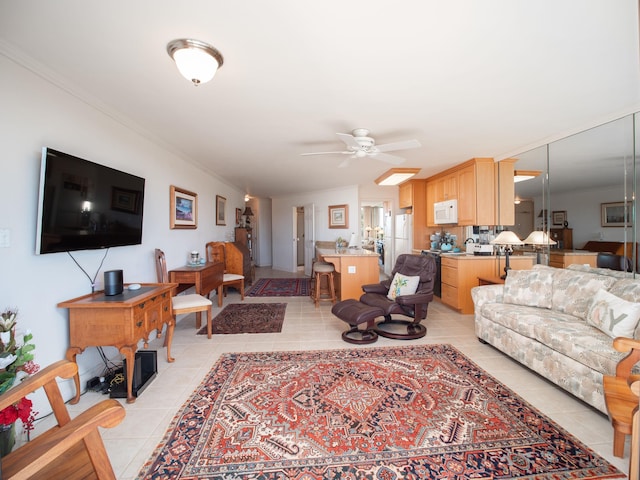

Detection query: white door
xmin=303 ymin=203 xmax=315 ymax=276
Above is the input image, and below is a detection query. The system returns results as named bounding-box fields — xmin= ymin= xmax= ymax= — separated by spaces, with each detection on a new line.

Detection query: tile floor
xmin=40 ymin=267 xmax=631 ymax=478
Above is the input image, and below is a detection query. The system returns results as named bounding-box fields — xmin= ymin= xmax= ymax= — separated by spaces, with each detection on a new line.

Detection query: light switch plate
xmin=348 ymin=266 xmax=356 ymax=274
xmin=0 ymin=229 xmax=10 ymax=248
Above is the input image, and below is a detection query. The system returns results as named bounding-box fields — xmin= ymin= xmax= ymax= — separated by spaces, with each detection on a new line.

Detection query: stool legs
xmin=313 ymin=271 xmax=336 ymax=307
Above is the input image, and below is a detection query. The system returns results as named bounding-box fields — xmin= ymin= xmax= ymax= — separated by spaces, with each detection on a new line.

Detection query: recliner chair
xmin=359 ymin=254 xmax=436 ymax=339
xmin=596 ymin=252 xmax=632 ymax=272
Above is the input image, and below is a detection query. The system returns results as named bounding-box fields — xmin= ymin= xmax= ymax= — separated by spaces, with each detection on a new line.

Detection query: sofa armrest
xmin=471 ymin=284 xmax=504 ymax=309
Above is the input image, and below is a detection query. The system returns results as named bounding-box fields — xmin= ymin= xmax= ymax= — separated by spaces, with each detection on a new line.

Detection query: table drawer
xmin=441 ymin=284 xmax=459 ymax=309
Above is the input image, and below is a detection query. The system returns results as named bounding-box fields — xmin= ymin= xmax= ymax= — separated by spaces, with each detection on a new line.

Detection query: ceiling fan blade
xmin=336 ymin=133 xmax=361 ymax=149
xmin=369 ymin=152 xmax=406 ymax=165
xmin=375 ymin=139 xmax=421 ymax=153
xmin=300 ymin=151 xmax=350 ymax=156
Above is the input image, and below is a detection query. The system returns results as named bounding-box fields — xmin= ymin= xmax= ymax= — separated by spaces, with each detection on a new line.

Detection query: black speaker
xmin=104 ymin=269 xmax=123 ymax=296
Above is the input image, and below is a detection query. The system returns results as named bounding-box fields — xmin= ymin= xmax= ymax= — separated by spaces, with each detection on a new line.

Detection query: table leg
xmin=165 ymin=316 xmax=176 ymax=363
xmin=119 ymin=346 xmax=136 ymax=404
xmin=65 ymin=346 xmax=83 ymax=405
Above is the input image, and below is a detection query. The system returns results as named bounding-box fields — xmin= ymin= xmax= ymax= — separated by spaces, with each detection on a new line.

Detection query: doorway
xmin=361 ymin=200 xmax=392 ymax=276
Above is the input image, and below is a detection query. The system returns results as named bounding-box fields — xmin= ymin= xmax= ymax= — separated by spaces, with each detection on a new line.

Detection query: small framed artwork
xmin=216 ymin=195 xmax=227 ymax=226
xmin=552 ymin=210 xmax=566 ymax=226
xmin=111 ymin=187 xmax=140 ymax=214
xmin=328 ymin=204 xmax=349 ymax=229
xmin=235 ymin=208 xmax=242 ymax=226
xmin=601 ymin=201 xmax=631 ymax=227
xmin=170 ymin=185 xmax=197 ymax=229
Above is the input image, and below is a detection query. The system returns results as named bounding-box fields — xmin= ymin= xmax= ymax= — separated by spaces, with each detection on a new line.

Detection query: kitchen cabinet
xmin=427 ymin=158 xmax=504 ymax=227
xmin=398 ymin=179 xmax=429 ymax=250
xmin=440 ymin=254 xmax=535 ymax=314
xmin=399 ymin=182 xmax=413 ymax=208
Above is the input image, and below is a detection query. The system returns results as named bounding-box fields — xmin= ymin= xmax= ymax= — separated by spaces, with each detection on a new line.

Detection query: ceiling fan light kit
xmin=301 ymin=128 xmax=421 ymax=168
xmin=375 ymin=168 xmax=421 ymax=186
xmin=167 ymin=38 xmax=224 ymax=86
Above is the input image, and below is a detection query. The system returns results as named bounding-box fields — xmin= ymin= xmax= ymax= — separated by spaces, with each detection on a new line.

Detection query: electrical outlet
xmin=348 ymin=266 xmax=356 ymax=274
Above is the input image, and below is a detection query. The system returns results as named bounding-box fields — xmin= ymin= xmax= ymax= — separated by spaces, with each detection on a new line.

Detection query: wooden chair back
xmin=155 ymin=248 xmax=169 ymax=283
xmin=206 ymin=242 xmax=226 ymax=270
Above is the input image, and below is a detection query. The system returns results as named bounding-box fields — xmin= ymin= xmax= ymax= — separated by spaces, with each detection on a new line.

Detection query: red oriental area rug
xmin=246 ymin=278 xmax=310 ymax=297
xmin=196 ymin=303 xmax=286 ymax=335
xmin=137 ymin=344 xmax=624 ymax=479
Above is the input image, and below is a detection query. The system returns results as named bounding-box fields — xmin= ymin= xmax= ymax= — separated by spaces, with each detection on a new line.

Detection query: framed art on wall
xmin=601 ymin=201 xmax=630 ymax=227
xmin=236 ymin=208 xmax=242 ymax=226
xmin=216 ymin=195 xmax=227 ymax=226
xmin=170 ymin=185 xmax=197 ymax=229
xmin=552 ymin=210 xmax=566 ymax=226
xmin=329 ymin=204 xmax=348 ymax=229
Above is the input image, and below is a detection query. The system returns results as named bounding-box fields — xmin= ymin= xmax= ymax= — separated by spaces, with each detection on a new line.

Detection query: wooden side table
xmin=59 ymin=283 xmax=176 ymax=404
xmin=478 ymin=276 xmax=505 ymax=286
xmin=169 ymin=261 xmax=223 ymax=327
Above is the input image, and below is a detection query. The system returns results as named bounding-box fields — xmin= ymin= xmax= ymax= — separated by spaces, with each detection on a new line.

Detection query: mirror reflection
xmin=511 ymin=113 xmax=637 ymax=273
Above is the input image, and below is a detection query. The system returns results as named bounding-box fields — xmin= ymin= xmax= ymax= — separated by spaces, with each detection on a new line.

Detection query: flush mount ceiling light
xmin=514 ymin=170 xmax=542 ymax=183
xmin=166 ymin=38 xmax=224 ymax=86
xmin=374 ymin=168 xmax=421 ymax=186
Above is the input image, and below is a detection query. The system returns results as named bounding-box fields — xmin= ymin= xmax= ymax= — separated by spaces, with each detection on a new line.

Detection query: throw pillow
xmin=387 ymin=273 xmax=420 ymax=300
xmin=586 ymin=288 xmax=640 ymax=338
xmin=502 ymin=268 xmax=554 ymax=309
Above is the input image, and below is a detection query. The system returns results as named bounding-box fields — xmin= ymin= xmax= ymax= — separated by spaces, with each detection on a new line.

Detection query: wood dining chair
xmin=205 ymin=242 xmax=245 ymax=307
xmin=155 ymin=249 xmax=214 ymax=339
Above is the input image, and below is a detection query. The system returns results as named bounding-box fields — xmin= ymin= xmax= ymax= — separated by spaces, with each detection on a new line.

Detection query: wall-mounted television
xmin=36 ymin=147 xmax=145 ymax=255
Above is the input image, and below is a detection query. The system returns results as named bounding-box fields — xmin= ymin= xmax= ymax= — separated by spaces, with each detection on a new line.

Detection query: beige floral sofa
xmin=471 ymin=264 xmax=640 ymax=413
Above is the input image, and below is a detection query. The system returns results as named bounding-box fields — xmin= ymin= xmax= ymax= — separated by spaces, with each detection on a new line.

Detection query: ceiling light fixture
xmin=514 ymin=170 xmax=541 ymax=183
xmin=374 ymin=168 xmax=421 ymax=186
xmin=166 ymin=38 xmax=224 ymax=86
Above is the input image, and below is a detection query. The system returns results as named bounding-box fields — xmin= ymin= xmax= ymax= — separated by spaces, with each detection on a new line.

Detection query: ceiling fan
xmin=301 ymin=128 xmax=421 ymax=168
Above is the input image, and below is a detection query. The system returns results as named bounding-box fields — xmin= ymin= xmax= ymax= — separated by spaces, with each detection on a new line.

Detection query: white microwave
xmin=434 ymin=199 xmax=458 ymax=224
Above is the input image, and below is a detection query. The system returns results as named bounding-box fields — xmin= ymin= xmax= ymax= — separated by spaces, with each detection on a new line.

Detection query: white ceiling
xmin=1 ymin=1 xmax=639 ymax=198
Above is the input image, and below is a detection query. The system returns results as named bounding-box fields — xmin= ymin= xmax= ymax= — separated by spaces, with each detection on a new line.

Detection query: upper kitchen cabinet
xmin=427 ymin=158 xmax=504 ymax=226
xmin=398 ymin=179 xmax=429 ymax=249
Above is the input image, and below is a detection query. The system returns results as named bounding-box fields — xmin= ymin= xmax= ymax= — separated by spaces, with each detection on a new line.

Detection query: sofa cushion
xmin=387 ymin=272 xmax=420 ymax=300
xmin=586 ymin=288 xmax=640 ymax=338
xmin=479 ymin=303 xmax=577 ymax=339
xmin=502 ymin=268 xmax=554 ymax=309
xmin=551 ymin=269 xmax=616 ymax=319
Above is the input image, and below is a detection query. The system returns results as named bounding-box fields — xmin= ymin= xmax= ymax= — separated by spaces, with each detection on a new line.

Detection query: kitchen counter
xmin=316 ymin=248 xmax=380 ymax=301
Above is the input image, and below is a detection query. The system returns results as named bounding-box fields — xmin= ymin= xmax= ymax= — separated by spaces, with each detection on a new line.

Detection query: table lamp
xmin=523 ymin=230 xmax=557 ymax=264
xmin=490 ymin=231 xmax=523 ymax=279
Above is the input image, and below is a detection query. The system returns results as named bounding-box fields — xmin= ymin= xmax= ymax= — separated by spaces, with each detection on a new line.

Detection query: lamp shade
xmin=242 ymin=207 xmax=254 ymax=217
xmin=167 ymin=39 xmax=224 ymax=86
xmin=523 ymin=231 xmax=557 ymax=246
xmin=490 ymin=231 xmax=523 ymax=246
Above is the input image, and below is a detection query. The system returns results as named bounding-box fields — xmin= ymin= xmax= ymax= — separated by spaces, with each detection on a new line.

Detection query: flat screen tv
xmin=36 ymin=147 xmax=145 ymax=254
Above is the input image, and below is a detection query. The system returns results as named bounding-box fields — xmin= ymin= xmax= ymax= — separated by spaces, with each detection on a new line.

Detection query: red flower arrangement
xmin=0 ymin=309 xmax=39 ymax=435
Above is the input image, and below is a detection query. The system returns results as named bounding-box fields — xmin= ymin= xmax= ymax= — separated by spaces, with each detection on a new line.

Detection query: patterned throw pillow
xmin=586 ymin=288 xmax=640 ymax=338
xmin=387 ymin=273 xmax=420 ymax=300
xmin=502 ymin=268 xmax=554 ymax=309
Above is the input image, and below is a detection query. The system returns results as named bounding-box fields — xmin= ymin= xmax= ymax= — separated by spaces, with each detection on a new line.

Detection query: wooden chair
xmin=0 ymin=360 xmax=125 ymax=479
xmin=603 ymin=336 xmax=640 ymax=458
xmin=205 ymin=242 xmax=245 ymax=307
xmin=155 ymin=249 xmax=214 ymax=339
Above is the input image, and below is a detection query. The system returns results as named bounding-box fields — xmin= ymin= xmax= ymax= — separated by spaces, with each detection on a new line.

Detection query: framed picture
xmin=170 ymin=185 xmax=197 ymax=229
xmin=601 ymin=201 xmax=631 ymax=227
xmin=216 ymin=195 xmax=227 ymax=226
xmin=328 ymin=204 xmax=348 ymax=229
xmin=111 ymin=187 xmax=140 ymax=214
xmin=235 ymin=208 xmax=242 ymax=226
xmin=552 ymin=210 xmax=566 ymax=226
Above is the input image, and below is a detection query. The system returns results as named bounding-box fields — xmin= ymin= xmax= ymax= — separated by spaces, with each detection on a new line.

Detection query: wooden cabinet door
xmin=399 ymin=182 xmax=413 ymax=208
xmin=456 ymin=165 xmax=476 ymax=225
xmin=426 ymin=181 xmax=436 ymax=226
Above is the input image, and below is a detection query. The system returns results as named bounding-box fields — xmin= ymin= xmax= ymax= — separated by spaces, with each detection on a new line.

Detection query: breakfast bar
xmin=316 ymin=248 xmax=380 ymax=301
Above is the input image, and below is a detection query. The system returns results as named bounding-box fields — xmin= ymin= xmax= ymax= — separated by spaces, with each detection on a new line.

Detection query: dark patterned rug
xmin=137 ymin=344 xmax=623 ymax=479
xmin=247 ymin=277 xmax=310 ymax=297
xmin=196 ymin=303 xmax=286 ymax=335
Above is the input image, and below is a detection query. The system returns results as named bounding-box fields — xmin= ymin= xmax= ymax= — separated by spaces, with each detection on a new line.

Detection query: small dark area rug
xmin=137 ymin=344 xmax=623 ymax=479
xmin=196 ymin=303 xmax=286 ymax=335
xmin=247 ymin=277 xmax=310 ymax=297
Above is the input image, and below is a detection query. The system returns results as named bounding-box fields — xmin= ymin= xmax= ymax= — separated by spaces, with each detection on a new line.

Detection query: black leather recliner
xmin=596 ymin=252 xmax=632 ymax=272
xmin=359 ymin=254 xmax=436 ymax=339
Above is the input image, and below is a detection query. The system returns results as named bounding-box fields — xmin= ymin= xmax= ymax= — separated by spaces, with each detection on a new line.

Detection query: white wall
xmin=271 ymin=186 xmax=359 ymax=272
xmin=0 ymin=56 xmax=246 ymax=413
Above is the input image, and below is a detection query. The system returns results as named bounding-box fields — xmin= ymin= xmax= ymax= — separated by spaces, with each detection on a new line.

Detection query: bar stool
xmin=312 ymin=262 xmax=336 ymax=307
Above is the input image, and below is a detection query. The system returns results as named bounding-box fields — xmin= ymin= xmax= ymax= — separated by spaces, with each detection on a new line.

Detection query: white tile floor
xmin=42 ymin=267 xmax=631 ymax=478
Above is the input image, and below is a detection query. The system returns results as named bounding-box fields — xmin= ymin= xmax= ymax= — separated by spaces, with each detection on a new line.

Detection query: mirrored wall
xmin=511 ymin=112 xmax=637 ymax=273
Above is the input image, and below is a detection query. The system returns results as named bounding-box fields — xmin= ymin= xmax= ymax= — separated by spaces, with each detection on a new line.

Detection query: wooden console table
xmin=169 ymin=261 xmax=223 ymax=328
xmin=59 ymin=283 xmax=176 ymax=404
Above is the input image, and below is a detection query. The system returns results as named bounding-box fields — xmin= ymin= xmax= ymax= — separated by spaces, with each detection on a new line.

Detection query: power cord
xmin=66 ymin=248 xmax=110 ymax=293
